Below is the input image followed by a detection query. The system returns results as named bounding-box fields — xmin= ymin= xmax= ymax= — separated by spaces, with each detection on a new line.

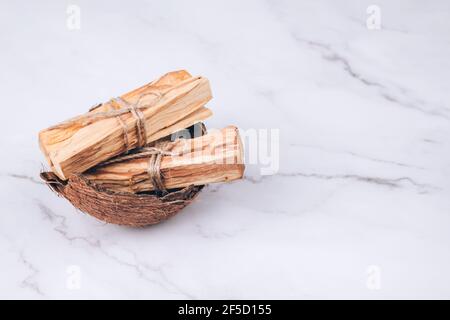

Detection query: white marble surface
xmin=1 ymin=0 xmax=450 ymax=299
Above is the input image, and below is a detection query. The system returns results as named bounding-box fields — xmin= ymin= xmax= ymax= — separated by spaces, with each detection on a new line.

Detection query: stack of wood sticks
xmin=39 ymin=70 xmax=245 ymax=194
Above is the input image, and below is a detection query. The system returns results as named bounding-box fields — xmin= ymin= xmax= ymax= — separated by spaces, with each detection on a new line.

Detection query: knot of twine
xmin=111 ymin=97 xmax=148 ymax=152
xmin=50 ymin=91 xmax=162 ymax=153
xmin=100 ymin=141 xmax=177 ymax=195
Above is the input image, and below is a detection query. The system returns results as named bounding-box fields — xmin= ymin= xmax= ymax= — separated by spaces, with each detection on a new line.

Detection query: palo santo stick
xmin=39 ymin=70 xmax=192 ymax=164
xmin=83 ymin=126 xmax=245 ymax=193
xmin=39 ymin=70 xmax=213 ymax=180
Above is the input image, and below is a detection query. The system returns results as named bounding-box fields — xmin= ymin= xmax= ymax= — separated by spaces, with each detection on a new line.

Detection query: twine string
xmin=99 ymin=141 xmax=177 ymax=194
xmin=146 ymin=141 xmax=175 ymax=195
xmin=46 ymin=91 xmax=162 ymax=154
xmin=111 ymin=97 xmax=148 ymax=152
xmin=147 ymin=151 xmax=166 ymax=194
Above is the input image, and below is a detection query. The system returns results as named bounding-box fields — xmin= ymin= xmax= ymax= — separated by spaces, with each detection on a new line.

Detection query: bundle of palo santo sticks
xmin=39 ymin=70 xmax=245 ymax=195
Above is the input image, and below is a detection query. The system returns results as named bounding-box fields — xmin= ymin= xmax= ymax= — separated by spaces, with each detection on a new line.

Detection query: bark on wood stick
xmin=39 ymin=70 xmax=213 ymax=180
xmin=83 ymin=126 xmax=245 ymax=193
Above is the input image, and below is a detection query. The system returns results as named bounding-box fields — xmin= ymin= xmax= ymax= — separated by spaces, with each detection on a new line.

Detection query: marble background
xmin=1 ymin=0 xmax=449 ymax=299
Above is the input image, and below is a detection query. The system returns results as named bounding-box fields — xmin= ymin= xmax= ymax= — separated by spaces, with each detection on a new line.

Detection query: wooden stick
xmin=83 ymin=126 xmax=245 ymax=193
xmin=39 ymin=70 xmax=213 ymax=180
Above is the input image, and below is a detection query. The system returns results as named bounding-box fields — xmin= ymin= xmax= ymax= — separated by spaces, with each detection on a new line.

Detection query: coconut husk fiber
xmin=40 ymin=172 xmax=203 ymax=227
xmin=40 ymin=124 xmax=207 ymax=227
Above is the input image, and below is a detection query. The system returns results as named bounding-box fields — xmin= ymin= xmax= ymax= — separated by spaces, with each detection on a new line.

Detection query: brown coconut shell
xmin=40 ymin=123 xmax=206 ymax=227
xmin=40 ymin=172 xmax=203 ymax=227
